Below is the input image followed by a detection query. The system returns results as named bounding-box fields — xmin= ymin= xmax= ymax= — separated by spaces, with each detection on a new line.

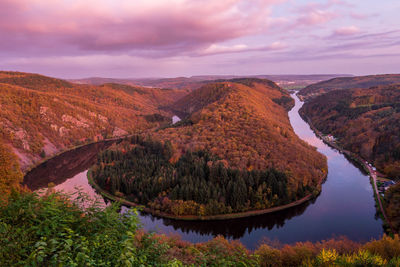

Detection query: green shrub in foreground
xmin=2 ymin=190 xmax=400 ymax=266
xmin=0 ymin=190 xmax=178 ymax=266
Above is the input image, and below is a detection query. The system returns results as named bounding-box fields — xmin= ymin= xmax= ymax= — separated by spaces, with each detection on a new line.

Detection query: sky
xmin=0 ymin=0 xmax=399 ymax=78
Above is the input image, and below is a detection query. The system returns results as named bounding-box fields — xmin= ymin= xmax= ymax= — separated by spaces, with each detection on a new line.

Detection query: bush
xmin=2 ymin=190 xmax=400 ymax=266
xmin=0 ymin=190 xmax=179 ymax=266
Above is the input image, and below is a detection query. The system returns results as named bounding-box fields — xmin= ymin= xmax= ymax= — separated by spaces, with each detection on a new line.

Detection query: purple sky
xmin=0 ymin=0 xmax=399 ymax=78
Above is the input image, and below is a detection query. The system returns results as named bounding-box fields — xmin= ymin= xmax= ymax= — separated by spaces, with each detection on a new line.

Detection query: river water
xmin=23 ymin=94 xmax=383 ymax=250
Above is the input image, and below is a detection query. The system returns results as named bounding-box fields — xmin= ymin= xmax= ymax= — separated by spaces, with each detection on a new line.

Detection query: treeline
xmin=91 ymin=136 xmax=311 ymax=216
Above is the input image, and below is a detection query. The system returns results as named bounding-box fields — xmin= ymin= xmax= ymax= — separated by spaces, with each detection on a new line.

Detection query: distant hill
xmin=70 ymin=74 xmax=351 ymax=91
xmin=298 ymin=74 xmax=400 ymax=100
xmin=68 ymin=77 xmax=141 ymax=86
xmin=154 ymin=78 xmax=327 ymax=195
xmin=0 ymin=71 xmax=187 ymax=170
xmin=300 ymin=83 xmax=400 ymax=179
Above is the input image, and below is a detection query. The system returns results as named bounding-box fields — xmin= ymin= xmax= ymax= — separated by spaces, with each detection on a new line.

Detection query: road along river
xmin=24 ymin=93 xmax=383 ymax=250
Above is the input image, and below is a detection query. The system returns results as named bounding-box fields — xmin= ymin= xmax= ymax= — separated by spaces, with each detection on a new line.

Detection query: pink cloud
xmin=333 ymin=26 xmax=361 ymax=36
xmin=295 ymin=0 xmax=348 ymax=13
xmin=296 ymin=9 xmax=337 ymax=26
xmin=0 ymin=0 xmax=284 ymax=57
xmin=198 ymin=41 xmax=287 ymax=56
xmin=289 ymin=0 xmax=346 ymax=28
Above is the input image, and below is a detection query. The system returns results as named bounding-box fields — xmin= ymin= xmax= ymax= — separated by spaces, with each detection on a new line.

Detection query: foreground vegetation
xmin=91 ymin=136 xmax=312 ymax=217
xmin=2 ymin=190 xmax=400 ymax=266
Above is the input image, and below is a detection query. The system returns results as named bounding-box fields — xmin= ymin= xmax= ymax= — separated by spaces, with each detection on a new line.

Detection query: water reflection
xmin=147 ymin=199 xmax=316 ymax=239
xmin=23 ymin=140 xmax=117 ymax=190
xmin=23 ymin=94 xmax=383 ymax=249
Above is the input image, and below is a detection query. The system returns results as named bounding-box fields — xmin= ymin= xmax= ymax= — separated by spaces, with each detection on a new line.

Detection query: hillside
xmin=152 ymin=79 xmax=327 ymax=211
xmin=90 ymin=78 xmax=327 ymax=217
xmin=156 ymin=79 xmax=326 ymax=180
xmin=0 ymin=71 xmax=187 ymax=171
xmin=300 ymin=84 xmax=400 ymax=232
xmin=300 ymin=84 xmax=400 ymax=179
xmin=298 ymin=74 xmax=400 ymax=100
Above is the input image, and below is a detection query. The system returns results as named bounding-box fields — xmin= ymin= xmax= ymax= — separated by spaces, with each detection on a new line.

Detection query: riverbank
xmin=300 ymin=113 xmax=397 ymax=235
xmin=23 ymin=93 xmax=384 ymax=247
xmin=87 ymin=168 xmax=327 ymax=221
xmin=23 ymin=135 xmax=131 ymax=175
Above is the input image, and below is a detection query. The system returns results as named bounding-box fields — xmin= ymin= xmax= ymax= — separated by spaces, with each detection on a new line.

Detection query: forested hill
xmin=154 ymin=79 xmax=327 ymax=198
xmin=300 ymin=83 xmax=400 ymax=180
xmin=171 ymin=78 xmax=293 ymax=117
xmin=298 ymin=74 xmax=400 ymax=100
xmin=90 ymin=78 xmax=327 ymax=216
xmin=0 ymin=71 xmax=187 ymax=171
xmin=300 ymin=83 xmax=400 ymax=233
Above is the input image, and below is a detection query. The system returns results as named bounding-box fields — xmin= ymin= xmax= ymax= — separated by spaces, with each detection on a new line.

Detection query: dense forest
xmin=155 ymin=79 xmax=327 ymax=199
xmin=2 ymin=190 xmax=400 ymax=266
xmin=298 ymin=74 xmax=400 ymax=100
xmin=385 ymin=184 xmax=400 ymax=234
xmin=300 ymin=84 xmax=400 ymax=180
xmin=300 ymin=83 xmax=400 ymax=233
xmin=91 ymin=136 xmax=312 ymax=216
xmin=0 ymin=71 xmax=187 ymax=170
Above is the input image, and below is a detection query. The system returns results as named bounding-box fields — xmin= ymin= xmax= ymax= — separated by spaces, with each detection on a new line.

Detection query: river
xmin=23 ymin=94 xmax=383 ymax=250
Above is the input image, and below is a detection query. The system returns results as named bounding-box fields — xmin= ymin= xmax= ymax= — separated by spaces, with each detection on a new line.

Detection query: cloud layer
xmin=0 ymin=0 xmax=284 ymax=56
xmin=0 ymin=0 xmax=399 ymax=77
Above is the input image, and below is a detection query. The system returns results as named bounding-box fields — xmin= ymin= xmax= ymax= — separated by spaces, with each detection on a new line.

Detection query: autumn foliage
xmin=300 ymin=84 xmax=400 ymax=179
xmin=91 ymin=136 xmax=306 ymax=216
xmin=0 ymin=71 xmax=187 ymax=170
xmin=298 ymin=74 xmax=400 ymax=99
xmin=155 ymin=79 xmax=327 ymax=198
xmin=301 ymin=83 xmax=400 ymax=234
xmin=0 ymin=141 xmax=23 ymax=202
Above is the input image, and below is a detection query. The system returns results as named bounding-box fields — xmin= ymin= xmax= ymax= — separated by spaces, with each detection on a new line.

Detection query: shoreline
xmin=300 ymin=112 xmax=397 ymax=235
xmin=23 ymin=135 xmax=131 ymax=175
xmin=87 ymin=168 xmax=327 ymax=221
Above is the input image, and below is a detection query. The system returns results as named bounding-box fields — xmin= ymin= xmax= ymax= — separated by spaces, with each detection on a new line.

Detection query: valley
xmin=300 ymin=81 xmax=400 ymax=234
xmin=2 ymin=0 xmax=399 ymax=264
xmin=0 ymin=71 xmax=187 ymax=173
xmin=87 ymin=79 xmax=326 ymax=218
xmin=23 ymin=92 xmax=383 ymax=249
